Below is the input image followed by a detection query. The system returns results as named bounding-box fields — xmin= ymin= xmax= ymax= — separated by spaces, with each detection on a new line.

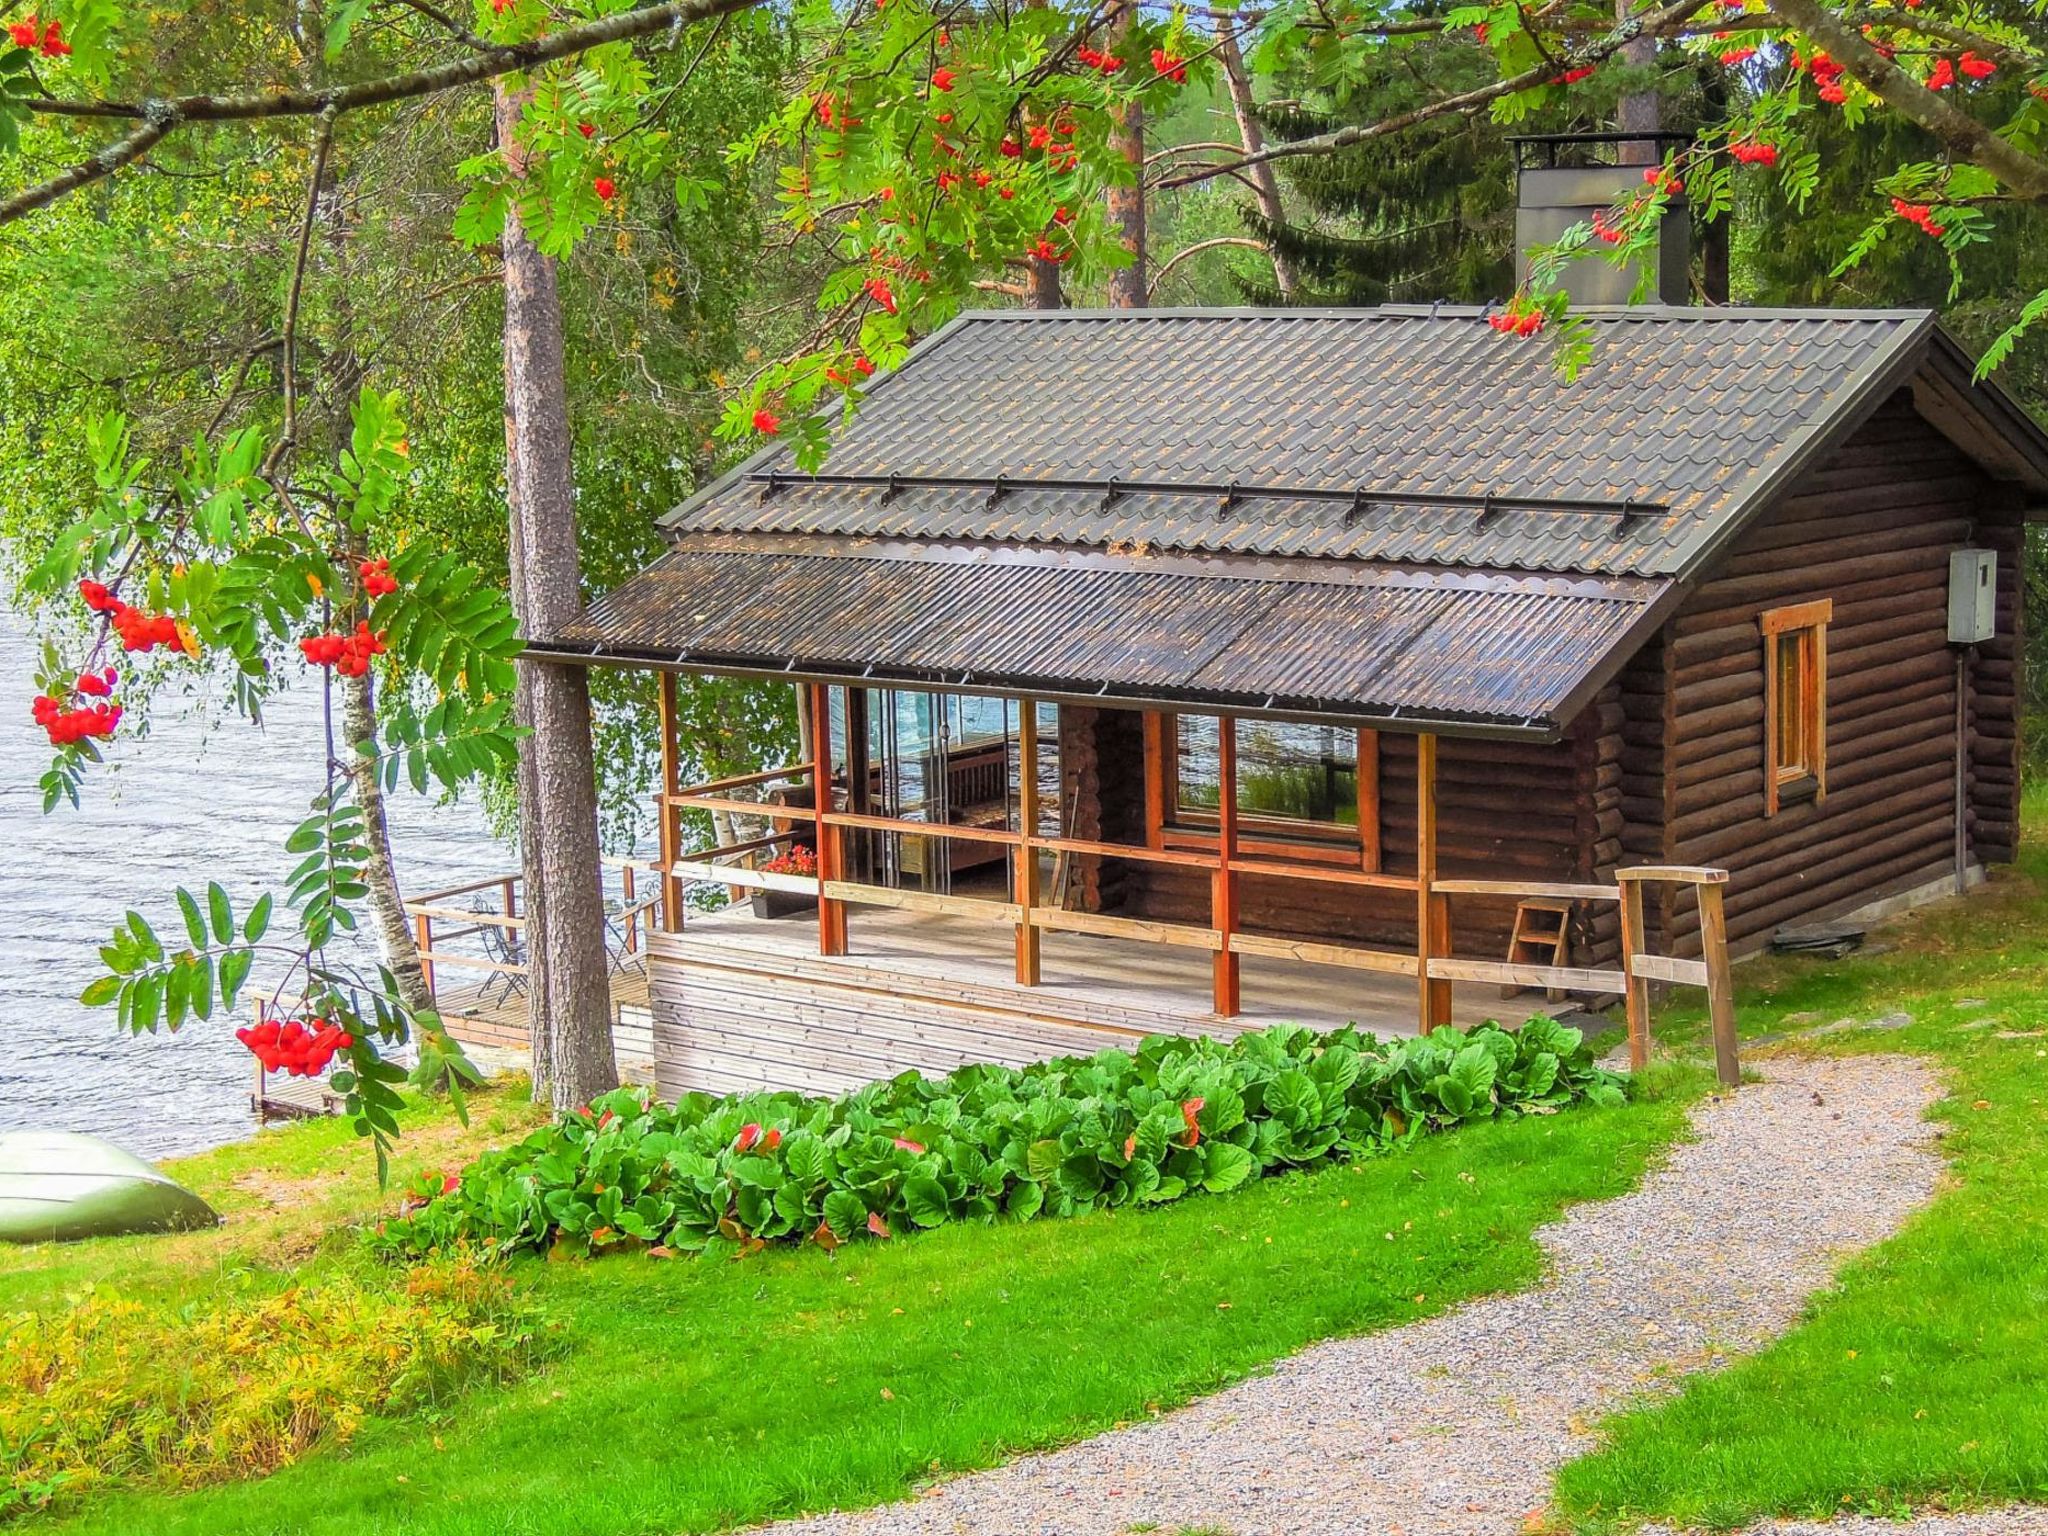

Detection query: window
xmin=1148 ymin=713 xmax=1381 ymax=865
xmin=1761 ymin=600 xmax=1831 ymax=814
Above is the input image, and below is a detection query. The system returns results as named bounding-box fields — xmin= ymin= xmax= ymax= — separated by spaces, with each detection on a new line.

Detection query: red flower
xmin=735 ymin=1122 xmax=763 ymax=1152
xmin=1026 ymin=236 xmax=1069 ymax=264
xmin=1123 ymin=1134 xmax=1138 ymax=1160
xmin=935 ymin=111 xmax=953 ymax=124
xmin=866 ymin=1210 xmax=892 ymax=1239
xmin=1051 ymin=205 xmax=1072 ymax=225
xmin=892 ymin=1137 xmax=925 ymax=1154
xmin=997 ymin=186 xmax=1015 ymax=200
xmin=577 ymin=122 xmax=596 ymax=138
xmin=1719 ymin=46 xmax=1756 ymax=66
xmin=1150 ymin=47 xmax=1187 ymax=84
xmin=1729 ymin=139 xmax=1778 ymax=168
xmin=1926 ymin=57 xmax=1955 ymax=90
xmin=1180 ymin=1097 xmax=1204 ymax=1147
xmin=1028 ymin=123 xmax=1053 ymax=150
xmin=763 ymin=1127 xmax=782 ymax=1152
xmin=77 ymin=579 xmax=119 ymax=613
xmin=752 ymin=408 xmax=781 ymax=435
xmin=1557 ymin=65 xmax=1595 ymax=84
xmin=930 ymin=66 xmax=955 ymax=92
xmin=1591 ymin=210 xmax=1625 ymax=245
xmin=6 ymin=16 xmax=36 ymax=48
xmin=853 ymin=356 xmax=876 ymax=376
xmin=441 ymin=1174 xmax=461 ymax=1195
xmin=593 ymin=175 xmax=616 ymax=201
xmin=999 ymin=137 xmax=1021 ymax=158
xmin=937 ymin=170 xmax=961 ymax=192
xmin=970 ymin=167 xmax=992 ymax=188
xmin=863 ymin=276 xmax=897 ymax=314
xmin=36 ymin=18 xmax=65 ymax=55
xmin=1959 ymin=51 xmax=1995 ymax=80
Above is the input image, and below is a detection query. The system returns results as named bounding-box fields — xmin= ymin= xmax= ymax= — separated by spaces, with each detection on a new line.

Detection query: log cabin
xmin=519 ymin=298 xmax=2048 ymax=1102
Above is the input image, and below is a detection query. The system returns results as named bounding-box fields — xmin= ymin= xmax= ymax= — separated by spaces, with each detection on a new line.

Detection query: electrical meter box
xmin=1948 ymin=549 xmax=1998 ymax=645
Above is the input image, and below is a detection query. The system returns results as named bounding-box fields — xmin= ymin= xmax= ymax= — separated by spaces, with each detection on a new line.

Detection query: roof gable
xmin=666 ymin=305 xmax=1973 ymax=579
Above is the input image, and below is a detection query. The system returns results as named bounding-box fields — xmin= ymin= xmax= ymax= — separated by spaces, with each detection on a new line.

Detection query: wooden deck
xmin=648 ymin=900 xmax=1587 ymax=1101
xmin=254 ymin=959 xmax=657 ymax=1119
xmin=434 ymin=956 xmax=657 ymax=1081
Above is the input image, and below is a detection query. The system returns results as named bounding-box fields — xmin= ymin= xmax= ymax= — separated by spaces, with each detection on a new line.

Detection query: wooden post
xmin=1618 ymin=877 xmax=1650 ymax=1070
xmin=656 ymin=671 xmax=683 ymax=933
xmin=621 ymin=862 xmax=639 ymax=954
xmin=414 ymin=911 xmax=436 ymax=1000
xmin=1356 ymin=727 xmax=1381 ymax=873
xmin=1015 ymin=698 xmax=1042 ymax=985
xmin=1697 ymin=881 xmax=1740 ymax=1088
xmin=1141 ymin=710 xmax=1167 ymax=848
xmin=1212 ymin=714 xmax=1241 ymax=1016
xmin=1415 ymin=733 xmax=1452 ymax=1031
xmin=810 ymin=683 xmax=847 ymax=957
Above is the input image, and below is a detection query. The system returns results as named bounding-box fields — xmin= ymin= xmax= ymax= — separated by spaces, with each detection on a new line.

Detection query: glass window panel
xmin=1775 ymin=632 xmax=1809 ymax=777
xmin=1172 ymin=717 xmax=1359 ymax=831
xmin=1237 ymin=721 xmax=1358 ymax=825
xmin=1174 ymin=716 xmax=1221 ymax=814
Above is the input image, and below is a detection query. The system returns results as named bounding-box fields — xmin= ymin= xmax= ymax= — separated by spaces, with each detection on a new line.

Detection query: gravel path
xmin=775 ymin=1055 xmax=1951 ymax=1536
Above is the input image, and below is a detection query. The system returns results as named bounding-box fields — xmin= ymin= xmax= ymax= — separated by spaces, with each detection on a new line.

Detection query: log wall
xmin=1664 ymin=392 xmax=2013 ymax=955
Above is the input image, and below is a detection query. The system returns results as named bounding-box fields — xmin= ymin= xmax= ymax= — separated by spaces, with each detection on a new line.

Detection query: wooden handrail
xmin=1614 ymin=865 xmax=1729 ymax=885
xmin=673 ymin=763 xmax=810 ymax=796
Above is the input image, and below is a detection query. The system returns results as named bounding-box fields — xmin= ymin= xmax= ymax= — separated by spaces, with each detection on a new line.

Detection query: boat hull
xmin=0 ymin=1130 xmax=219 ymax=1243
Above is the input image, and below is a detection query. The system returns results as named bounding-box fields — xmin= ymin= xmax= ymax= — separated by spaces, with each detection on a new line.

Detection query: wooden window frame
xmin=1144 ymin=712 xmax=1383 ymax=872
xmin=1760 ymin=599 xmax=1832 ymax=816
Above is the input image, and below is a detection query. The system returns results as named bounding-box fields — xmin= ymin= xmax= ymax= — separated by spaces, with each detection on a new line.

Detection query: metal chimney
xmin=1510 ymin=132 xmax=1691 ymax=306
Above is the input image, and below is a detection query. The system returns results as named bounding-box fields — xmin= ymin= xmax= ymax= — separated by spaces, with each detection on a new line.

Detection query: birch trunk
xmin=342 ymin=656 xmax=434 ymax=1016
xmin=1216 ymin=19 xmax=1298 ymax=300
xmin=496 ymin=82 xmax=617 ymax=1109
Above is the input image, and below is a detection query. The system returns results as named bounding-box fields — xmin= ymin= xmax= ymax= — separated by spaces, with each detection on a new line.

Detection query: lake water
xmin=0 ymin=597 xmax=508 ymax=1161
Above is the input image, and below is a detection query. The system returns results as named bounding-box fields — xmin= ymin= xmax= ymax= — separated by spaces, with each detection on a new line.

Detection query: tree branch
xmin=5 ymin=0 xmax=765 ymax=226
xmin=1767 ymin=0 xmax=2048 ymax=201
xmin=1148 ymin=235 xmax=1268 ymax=295
xmin=1154 ymin=0 xmax=1707 ymax=191
xmin=0 ymin=113 xmax=173 ymax=224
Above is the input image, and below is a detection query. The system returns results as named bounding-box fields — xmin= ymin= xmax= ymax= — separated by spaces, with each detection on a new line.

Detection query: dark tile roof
xmin=665 ymin=306 xmax=1938 ymax=578
xmin=540 ymin=543 xmax=1672 ymax=735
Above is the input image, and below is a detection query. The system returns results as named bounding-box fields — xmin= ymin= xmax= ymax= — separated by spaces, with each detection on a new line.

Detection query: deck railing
xmin=403 ymin=856 xmax=660 ymax=1004
xmin=655 ymin=693 xmax=1741 ymax=1085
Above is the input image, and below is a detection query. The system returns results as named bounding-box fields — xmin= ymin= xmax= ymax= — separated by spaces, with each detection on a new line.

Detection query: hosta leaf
xmin=1200 ymin=1142 xmax=1255 ymax=1193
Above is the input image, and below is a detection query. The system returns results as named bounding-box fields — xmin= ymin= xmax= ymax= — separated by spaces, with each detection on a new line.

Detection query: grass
xmin=12 ymin=1063 xmax=1696 ymax=1535
xmin=1554 ymin=783 xmax=2048 ymax=1530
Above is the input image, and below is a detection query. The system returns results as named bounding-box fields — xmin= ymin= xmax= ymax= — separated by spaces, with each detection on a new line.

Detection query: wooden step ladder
xmin=1502 ymin=897 xmax=1573 ymax=1002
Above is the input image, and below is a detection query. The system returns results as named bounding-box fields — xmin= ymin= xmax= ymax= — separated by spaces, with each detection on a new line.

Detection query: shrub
xmin=0 ymin=1259 xmax=544 ymax=1521
xmin=381 ymin=1019 xmax=1624 ymax=1262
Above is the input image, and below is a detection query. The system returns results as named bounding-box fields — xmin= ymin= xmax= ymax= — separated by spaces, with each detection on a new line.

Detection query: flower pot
xmin=750 ymin=888 xmax=818 ymax=920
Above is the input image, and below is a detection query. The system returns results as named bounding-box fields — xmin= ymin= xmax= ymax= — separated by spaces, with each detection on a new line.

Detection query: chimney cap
xmin=1508 ymin=130 xmax=1691 ymax=168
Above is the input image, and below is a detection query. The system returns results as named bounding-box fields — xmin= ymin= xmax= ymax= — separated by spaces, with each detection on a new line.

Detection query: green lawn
xmin=1555 ymin=784 xmax=2048 ymax=1530
xmin=17 ymin=1069 xmax=1692 ymax=1535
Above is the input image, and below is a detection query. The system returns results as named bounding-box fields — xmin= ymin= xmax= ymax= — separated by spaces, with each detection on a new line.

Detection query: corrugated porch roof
xmin=529 ymin=539 xmax=1674 ymax=738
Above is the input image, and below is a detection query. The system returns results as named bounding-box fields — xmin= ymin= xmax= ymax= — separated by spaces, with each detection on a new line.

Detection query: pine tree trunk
xmin=1102 ymin=0 xmax=1146 ymax=308
xmin=1616 ymin=0 xmax=1661 ymax=163
xmin=1216 ymin=19 xmax=1297 ymax=301
xmin=495 ymin=83 xmax=618 ymax=1110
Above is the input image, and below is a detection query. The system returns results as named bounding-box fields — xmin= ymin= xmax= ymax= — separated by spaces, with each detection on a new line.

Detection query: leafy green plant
xmin=382 ymin=1018 xmax=1623 ymax=1261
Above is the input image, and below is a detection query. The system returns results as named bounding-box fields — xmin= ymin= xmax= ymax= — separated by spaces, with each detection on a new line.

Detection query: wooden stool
xmin=1503 ymin=897 xmax=1572 ymax=1001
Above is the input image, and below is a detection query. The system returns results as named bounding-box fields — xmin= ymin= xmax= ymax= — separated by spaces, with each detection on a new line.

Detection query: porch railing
xmin=654 ymin=688 xmax=1741 ymax=1086
xmin=403 ymin=856 xmax=660 ymax=1006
